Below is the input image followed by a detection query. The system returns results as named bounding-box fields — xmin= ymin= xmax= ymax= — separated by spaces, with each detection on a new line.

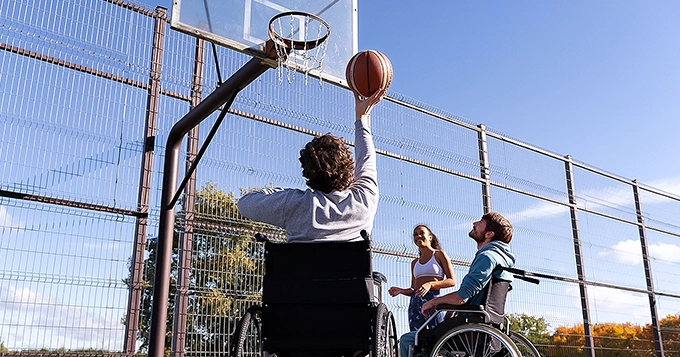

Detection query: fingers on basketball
xmin=345 ymin=50 xmax=393 ymax=98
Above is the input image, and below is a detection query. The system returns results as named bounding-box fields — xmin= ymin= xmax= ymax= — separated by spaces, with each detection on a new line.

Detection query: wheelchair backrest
xmin=262 ymin=239 xmax=375 ymax=304
xmin=480 ymin=275 xmax=511 ymax=325
xmin=260 ymin=239 xmax=378 ymax=355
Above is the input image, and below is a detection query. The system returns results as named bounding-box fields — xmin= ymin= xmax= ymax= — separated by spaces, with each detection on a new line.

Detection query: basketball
xmin=345 ymin=50 xmax=393 ymax=97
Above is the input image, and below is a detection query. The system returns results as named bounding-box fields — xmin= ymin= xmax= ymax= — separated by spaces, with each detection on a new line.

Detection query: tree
xmin=125 ymin=182 xmax=281 ymax=354
xmin=507 ymin=313 xmax=551 ymax=356
xmin=551 ymin=321 xmax=655 ymax=357
xmin=649 ymin=314 xmax=680 ymax=357
xmin=507 ymin=313 xmax=551 ymax=344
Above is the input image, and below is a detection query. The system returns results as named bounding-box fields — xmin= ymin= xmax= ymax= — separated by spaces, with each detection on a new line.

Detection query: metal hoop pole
xmin=147 ymin=55 xmax=271 ymax=357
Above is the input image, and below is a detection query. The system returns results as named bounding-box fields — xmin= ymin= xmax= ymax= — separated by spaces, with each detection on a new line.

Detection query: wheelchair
xmin=230 ymin=231 xmax=398 ymax=357
xmin=409 ymin=267 xmax=541 ymax=357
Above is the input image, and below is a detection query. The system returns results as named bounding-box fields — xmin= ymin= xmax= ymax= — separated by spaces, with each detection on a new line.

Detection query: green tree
xmin=507 ymin=313 xmax=551 ymax=353
xmin=125 ymin=182 xmax=281 ymax=354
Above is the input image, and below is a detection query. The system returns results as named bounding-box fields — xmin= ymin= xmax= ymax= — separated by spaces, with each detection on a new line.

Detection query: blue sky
xmin=356 ymin=1 xmax=680 ymax=186
xmin=155 ymin=0 xmax=680 ymax=188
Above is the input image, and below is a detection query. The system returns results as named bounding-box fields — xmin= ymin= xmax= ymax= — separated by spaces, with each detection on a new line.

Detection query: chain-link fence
xmin=1 ymin=1 xmax=679 ymax=356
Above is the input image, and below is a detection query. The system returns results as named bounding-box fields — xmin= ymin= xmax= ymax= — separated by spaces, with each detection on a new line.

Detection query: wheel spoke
xmin=430 ymin=323 xmax=521 ymax=357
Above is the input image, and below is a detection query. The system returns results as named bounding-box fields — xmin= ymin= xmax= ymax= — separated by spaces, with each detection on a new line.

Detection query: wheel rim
xmin=430 ymin=323 xmax=521 ymax=357
xmin=509 ymin=332 xmax=541 ymax=357
xmin=232 ymin=307 xmax=263 ymax=357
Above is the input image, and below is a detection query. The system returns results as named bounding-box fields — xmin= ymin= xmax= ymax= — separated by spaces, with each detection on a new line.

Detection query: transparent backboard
xmin=171 ymin=0 xmax=357 ymax=86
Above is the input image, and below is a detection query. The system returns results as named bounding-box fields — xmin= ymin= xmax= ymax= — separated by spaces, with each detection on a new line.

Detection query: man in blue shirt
xmin=399 ymin=212 xmax=516 ymax=357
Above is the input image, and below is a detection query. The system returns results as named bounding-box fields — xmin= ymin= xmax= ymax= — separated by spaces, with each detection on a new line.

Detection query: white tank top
xmin=413 ymin=251 xmax=445 ymax=279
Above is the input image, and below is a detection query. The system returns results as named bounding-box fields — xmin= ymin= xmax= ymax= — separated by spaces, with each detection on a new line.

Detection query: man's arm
xmin=421 ymin=292 xmax=466 ymax=317
xmin=421 ymin=252 xmax=497 ymax=316
xmin=237 ymin=187 xmax=290 ymax=227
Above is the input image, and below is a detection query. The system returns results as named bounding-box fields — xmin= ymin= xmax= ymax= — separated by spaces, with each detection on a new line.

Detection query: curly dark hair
xmin=299 ymin=134 xmax=354 ymax=193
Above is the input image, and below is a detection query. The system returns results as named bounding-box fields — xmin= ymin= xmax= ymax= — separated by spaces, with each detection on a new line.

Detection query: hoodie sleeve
xmin=237 ymin=187 xmax=290 ymax=228
xmin=455 ymin=251 xmax=496 ymax=303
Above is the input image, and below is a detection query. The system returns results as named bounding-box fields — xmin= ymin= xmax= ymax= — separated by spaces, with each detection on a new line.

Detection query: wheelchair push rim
xmin=429 ymin=323 xmax=522 ymax=357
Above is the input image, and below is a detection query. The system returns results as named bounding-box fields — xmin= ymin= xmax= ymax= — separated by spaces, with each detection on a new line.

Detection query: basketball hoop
xmin=267 ymin=11 xmax=331 ymax=84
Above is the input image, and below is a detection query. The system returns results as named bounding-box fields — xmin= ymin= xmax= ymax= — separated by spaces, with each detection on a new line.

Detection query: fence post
xmin=564 ymin=155 xmax=595 ymax=357
xmin=477 ymin=124 xmax=492 ymax=213
xmin=632 ymin=180 xmax=665 ymax=357
xmin=124 ymin=6 xmax=167 ymax=356
xmin=172 ymin=37 xmax=206 ymax=357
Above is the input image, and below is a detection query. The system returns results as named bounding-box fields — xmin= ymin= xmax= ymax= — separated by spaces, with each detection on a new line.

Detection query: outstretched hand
xmin=355 ymin=87 xmax=387 ymax=118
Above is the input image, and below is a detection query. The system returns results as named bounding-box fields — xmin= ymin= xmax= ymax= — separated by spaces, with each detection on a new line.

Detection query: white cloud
xmin=0 ymin=285 xmax=124 ymax=350
xmin=0 ymin=205 xmax=24 ymax=230
xmin=587 ymin=285 xmax=651 ymax=324
xmin=646 ymin=177 xmax=680 ymax=197
xmin=557 ymin=284 xmax=651 ymax=325
xmin=598 ymin=239 xmax=643 ymax=265
xmin=648 ymin=242 xmax=680 ymax=264
xmin=500 ymin=176 xmax=680 ymax=223
xmin=506 ymin=201 xmax=568 ymax=223
xmin=598 ymin=239 xmax=680 ymax=265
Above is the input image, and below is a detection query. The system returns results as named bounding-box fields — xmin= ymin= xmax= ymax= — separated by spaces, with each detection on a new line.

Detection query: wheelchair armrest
xmin=372 ymin=271 xmax=387 ymax=285
xmin=255 ymin=233 xmax=270 ymax=243
xmin=436 ymin=304 xmax=491 ymax=324
xmin=360 ymin=230 xmax=370 ymax=241
xmin=497 ymin=266 xmax=540 ymax=285
xmin=435 ymin=304 xmax=484 ymax=312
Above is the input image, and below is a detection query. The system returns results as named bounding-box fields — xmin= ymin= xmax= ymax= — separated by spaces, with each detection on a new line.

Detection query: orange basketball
xmin=345 ymin=50 xmax=393 ymax=97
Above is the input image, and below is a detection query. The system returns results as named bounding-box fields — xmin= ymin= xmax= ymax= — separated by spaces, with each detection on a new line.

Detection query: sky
xmin=150 ymin=0 xmax=680 ymax=190
xmin=356 ymin=1 xmax=680 ymax=187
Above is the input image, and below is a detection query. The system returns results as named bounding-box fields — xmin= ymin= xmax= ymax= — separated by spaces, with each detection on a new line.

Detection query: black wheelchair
xmin=409 ymin=267 xmax=541 ymax=357
xmin=230 ymin=231 xmax=398 ymax=357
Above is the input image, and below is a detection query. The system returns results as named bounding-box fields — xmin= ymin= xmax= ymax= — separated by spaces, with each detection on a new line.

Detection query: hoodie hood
xmin=477 ymin=240 xmax=515 ymax=266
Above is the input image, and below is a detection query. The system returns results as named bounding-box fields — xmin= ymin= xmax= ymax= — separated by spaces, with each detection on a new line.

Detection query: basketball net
xmin=269 ymin=12 xmax=330 ymax=86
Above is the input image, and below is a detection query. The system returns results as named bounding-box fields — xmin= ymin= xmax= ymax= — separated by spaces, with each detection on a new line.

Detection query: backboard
xmin=171 ymin=0 xmax=358 ymax=86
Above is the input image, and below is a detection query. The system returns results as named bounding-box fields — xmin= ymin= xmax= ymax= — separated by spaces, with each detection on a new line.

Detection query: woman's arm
xmin=387 ymin=259 xmax=417 ymax=297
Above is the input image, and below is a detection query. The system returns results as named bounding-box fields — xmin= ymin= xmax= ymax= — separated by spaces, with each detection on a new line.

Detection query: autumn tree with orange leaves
xmin=548 ymin=314 xmax=680 ymax=357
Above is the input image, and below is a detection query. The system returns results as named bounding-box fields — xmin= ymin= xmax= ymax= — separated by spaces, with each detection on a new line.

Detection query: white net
xmin=269 ymin=11 xmax=330 ymax=85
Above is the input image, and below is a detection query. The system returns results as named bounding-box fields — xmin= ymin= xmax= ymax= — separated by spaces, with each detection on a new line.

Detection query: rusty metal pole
xmin=147 ymin=54 xmax=272 ymax=357
xmin=171 ymin=36 xmax=205 ymax=357
xmin=124 ymin=6 xmax=166 ymax=355
xmin=632 ymin=180 xmax=665 ymax=357
xmin=477 ymin=124 xmax=492 ymax=213
xmin=564 ymin=155 xmax=595 ymax=357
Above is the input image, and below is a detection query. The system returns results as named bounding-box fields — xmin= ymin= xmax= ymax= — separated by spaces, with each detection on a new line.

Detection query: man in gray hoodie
xmin=399 ymin=212 xmax=516 ymax=357
xmin=237 ymin=88 xmax=386 ymax=243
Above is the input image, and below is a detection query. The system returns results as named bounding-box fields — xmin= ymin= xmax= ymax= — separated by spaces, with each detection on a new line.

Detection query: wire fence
xmin=1 ymin=0 xmax=679 ymax=356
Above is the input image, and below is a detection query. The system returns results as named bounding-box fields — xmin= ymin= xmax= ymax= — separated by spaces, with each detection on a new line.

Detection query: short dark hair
xmin=482 ymin=212 xmax=513 ymax=243
xmin=299 ymin=134 xmax=354 ymax=193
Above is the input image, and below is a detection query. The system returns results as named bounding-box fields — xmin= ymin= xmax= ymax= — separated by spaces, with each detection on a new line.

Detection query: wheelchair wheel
xmin=508 ymin=332 xmax=540 ymax=357
xmin=231 ymin=305 xmax=263 ymax=357
xmin=373 ymin=303 xmax=399 ymax=357
xmin=429 ymin=323 xmax=521 ymax=357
